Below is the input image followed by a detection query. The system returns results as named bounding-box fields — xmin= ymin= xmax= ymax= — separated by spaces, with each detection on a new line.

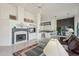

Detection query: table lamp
xmin=43 ymin=39 xmax=59 ymax=56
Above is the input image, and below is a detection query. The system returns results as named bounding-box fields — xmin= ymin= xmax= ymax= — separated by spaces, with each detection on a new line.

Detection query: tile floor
xmin=0 ymin=40 xmax=37 ymax=56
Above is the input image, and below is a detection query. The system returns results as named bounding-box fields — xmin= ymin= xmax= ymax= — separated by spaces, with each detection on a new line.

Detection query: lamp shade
xmin=43 ymin=39 xmax=59 ymax=56
xmin=43 ymin=39 xmax=69 ymax=56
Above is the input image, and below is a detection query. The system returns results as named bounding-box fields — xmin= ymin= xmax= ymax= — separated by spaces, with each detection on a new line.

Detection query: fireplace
xmin=12 ymin=27 xmax=28 ymax=44
xmin=16 ymin=34 xmax=26 ymax=42
xmin=14 ymin=31 xmax=27 ymax=44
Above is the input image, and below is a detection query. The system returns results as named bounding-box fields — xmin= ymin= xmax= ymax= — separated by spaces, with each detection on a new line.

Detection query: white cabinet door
xmin=29 ymin=33 xmax=36 ymax=40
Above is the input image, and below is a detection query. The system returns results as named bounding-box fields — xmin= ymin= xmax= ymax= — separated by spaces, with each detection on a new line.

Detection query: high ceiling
xmin=10 ymin=3 xmax=79 ymax=21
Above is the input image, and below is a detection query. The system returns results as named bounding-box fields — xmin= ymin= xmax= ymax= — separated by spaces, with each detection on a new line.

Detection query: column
xmin=36 ymin=12 xmax=41 ymax=41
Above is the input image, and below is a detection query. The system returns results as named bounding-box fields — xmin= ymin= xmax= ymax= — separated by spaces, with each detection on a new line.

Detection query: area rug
xmin=13 ymin=44 xmax=38 ymax=56
xmin=13 ymin=39 xmax=49 ymax=56
xmin=13 ymin=43 xmax=44 ymax=56
xmin=25 ymin=46 xmax=43 ymax=56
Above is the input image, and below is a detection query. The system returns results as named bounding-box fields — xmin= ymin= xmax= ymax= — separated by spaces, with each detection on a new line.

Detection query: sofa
xmin=60 ymin=34 xmax=79 ymax=56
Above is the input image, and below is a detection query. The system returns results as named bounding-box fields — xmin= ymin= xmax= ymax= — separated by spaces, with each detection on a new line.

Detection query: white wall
xmin=35 ymin=12 xmax=42 ymax=40
xmin=0 ymin=4 xmax=36 ymax=46
xmin=17 ymin=6 xmax=24 ymax=22
xmin=0 ymin=4 xmax=12 ymax=46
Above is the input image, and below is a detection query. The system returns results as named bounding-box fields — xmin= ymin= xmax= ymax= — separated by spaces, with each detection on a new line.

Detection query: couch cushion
xmin=68 ymin=36 xmax=79 ymax=54
xmin=67 ymin=34 xmax=77 ymax=45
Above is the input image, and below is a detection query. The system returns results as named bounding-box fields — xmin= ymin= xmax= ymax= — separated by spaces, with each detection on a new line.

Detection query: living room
xmin=0 ymin=3 xmax=79 ymax=56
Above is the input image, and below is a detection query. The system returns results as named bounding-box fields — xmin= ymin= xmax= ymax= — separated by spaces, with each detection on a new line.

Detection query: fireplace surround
xmin=12 ymin=27 xmax=28 ymax=44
